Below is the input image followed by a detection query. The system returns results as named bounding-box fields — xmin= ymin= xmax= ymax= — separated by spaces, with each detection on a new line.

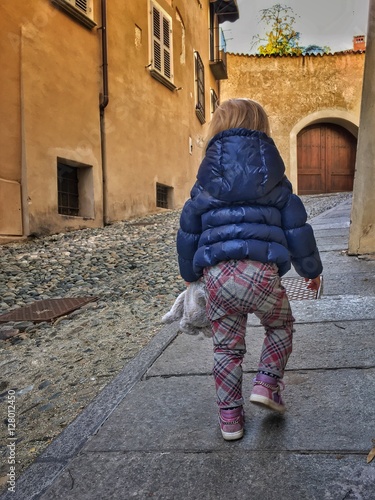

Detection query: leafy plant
xmin=251 ymin=3 xmax=330 ymax=56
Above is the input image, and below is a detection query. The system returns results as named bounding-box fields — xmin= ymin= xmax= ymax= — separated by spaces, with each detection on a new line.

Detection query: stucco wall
xmin=0 ymin=0 xmax=219 ymax=239
xmin=349 ymin=0 xmax=375 ymax=254
xmin=103 ymin=0 xmax=216 ymax=222
xmin=220 ymin=52 xmax=365 ymax=190
xmin=1 ymin=0 xmax=103 ymax=237
xmin=0 ymin=6 xmax=23 ymax=236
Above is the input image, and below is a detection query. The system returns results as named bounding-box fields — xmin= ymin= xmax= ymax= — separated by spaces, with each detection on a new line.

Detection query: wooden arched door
xmin=297 ymin=123 xmax=357 ymax=195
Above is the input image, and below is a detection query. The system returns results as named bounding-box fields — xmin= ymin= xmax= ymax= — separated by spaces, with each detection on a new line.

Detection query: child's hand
xmin=304 ymin=276 xmax=321 ymax=291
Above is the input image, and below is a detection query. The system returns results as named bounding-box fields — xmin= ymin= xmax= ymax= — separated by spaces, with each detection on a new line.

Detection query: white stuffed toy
xmin=162 ymin=281 xmax=212 ymax=337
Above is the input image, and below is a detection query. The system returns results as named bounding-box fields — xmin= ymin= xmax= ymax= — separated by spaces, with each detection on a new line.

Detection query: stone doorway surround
xmin=289 ymin=110 xmax=359 ymax=193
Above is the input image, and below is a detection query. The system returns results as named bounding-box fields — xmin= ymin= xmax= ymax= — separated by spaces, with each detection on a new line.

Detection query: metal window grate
xmin=58 ymin=163 xmax=79 ymax=216
xmin=156 ymin=183 xmax=169 ymax=208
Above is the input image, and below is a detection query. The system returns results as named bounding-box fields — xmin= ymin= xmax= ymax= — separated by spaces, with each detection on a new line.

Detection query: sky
xmin=221 ymin=0 xmax=370 ymax=54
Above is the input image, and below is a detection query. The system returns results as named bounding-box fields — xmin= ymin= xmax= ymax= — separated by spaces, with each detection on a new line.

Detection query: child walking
xmin=177 ymin=99 xmax=322 ymax=441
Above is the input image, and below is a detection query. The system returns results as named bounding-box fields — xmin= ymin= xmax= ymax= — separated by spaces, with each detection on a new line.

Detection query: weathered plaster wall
xmin=349 ymin=0 xmax=375 ymax=254
xmin=220 ymin=52 xmax=365 ymax=189
xmin=0 ymin=0 xmax=218 ymax=239
xmin=103 ymin=0 xmax=215 ymax=222
xmin=1 ymin=0 xmax=103 ymax=237
xmin=0 ymin=6 xmax=23 ymax=236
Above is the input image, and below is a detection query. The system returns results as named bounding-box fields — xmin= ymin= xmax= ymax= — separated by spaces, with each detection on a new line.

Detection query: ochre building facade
xmin=0 ymin=0 xmax=238 ymax=242
xmin=220 ymin=52 xmax=365 ymax=194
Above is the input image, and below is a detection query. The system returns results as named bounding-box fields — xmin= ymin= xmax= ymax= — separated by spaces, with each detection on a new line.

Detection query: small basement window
xmin=156 ymin=183 xmax=173 ymax=209
xmin=58 ymin=164 xmax=79 ymax=215
xmin=57 ymin=159 xmax=94 ymax=218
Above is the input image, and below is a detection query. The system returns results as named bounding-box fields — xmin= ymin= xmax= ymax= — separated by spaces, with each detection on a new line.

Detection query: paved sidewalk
xmin=2 ymin=199 xmax=375 ymax=500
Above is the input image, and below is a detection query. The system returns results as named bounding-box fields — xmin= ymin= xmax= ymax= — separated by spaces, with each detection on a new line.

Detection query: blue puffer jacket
xmin=177 ymin=128 xmax=323 ymax=282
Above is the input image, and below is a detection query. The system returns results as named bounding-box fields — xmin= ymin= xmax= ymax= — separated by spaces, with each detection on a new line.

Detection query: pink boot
xmin=219 ymin=406 xmax=245 ymax=440
xmin=250 ymin=373 xmax=285 ymax=413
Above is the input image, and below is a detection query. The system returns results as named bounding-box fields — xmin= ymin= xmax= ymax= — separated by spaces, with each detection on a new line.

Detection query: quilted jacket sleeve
xmin=281 ymin=194 xmax=323 ymax=279
xmin=177 ymin=198 xmax=203 ymax=282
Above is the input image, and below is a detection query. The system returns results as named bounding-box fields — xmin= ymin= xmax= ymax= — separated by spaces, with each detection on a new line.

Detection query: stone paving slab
xmin=310 ymin=201 xmax=352 ymax=218
xmin=146 ymin=320 xmax=375 ymax=377
xmin=313 ymin=237 xmax=349 ymax=251
xmin=249 ymin=295 xmax=375 ymax=325
xmin=311 ymin=220 xmax=350 ymax=230
xmin=39 ymin=452 xmax=375 ymax=500
xmin=313 ymin=227 xmax=350 ymax=238
xmin=85 ymin=370 xmax=374 ymax=453
xmin=285 ymin=252 xmax=375 ymax=277
xmin=319 ymin=272 xmax=375 ymax=295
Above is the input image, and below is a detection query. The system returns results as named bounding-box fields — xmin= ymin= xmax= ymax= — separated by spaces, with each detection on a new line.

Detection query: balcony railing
xmin=209 ymin=27 xmax=228 ymax=80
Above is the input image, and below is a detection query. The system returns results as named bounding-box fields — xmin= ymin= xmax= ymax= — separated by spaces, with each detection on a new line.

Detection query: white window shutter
xmin=152 ymin=6 xmax=162 ymax=72
xmin=75 ymin=0 xmax=89 ymax=14
xmin=51 ymin=0 xmax=96 ymax=28
xmin=151 ymin=3 xmax=173 ymax=82
xmin=162 ymin=16 xmax=171 ymax=78
xmin=66 ymin=0 xmax=92 ymax=16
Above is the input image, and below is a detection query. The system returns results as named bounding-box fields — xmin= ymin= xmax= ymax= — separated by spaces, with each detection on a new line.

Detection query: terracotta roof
xmin=227 ymin=50 xmax=365 ymax=57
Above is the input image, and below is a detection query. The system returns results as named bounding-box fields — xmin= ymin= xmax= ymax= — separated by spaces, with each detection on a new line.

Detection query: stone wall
xmin=220 ymin=52 xmax=365 ymax=189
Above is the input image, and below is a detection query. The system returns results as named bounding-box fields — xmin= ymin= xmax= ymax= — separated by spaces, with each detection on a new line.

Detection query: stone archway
xmin=289 ymin=110 xmax=359 ymax=194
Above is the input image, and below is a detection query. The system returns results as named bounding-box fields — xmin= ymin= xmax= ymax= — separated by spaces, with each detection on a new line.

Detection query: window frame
xmin=156 ymin=182 xmax=173 ymax=209
xmin=57 ymin=159 xmax=94 ymax=219
xmin=149 ymin=1 xmax=175 ymax=91
xmin=195 ymin=51 xmax=206 ymax=124
xmin=210 ymin=88 xmax=219 ymax=117
xmin=51 ymin=0 xmax=96 ymax=29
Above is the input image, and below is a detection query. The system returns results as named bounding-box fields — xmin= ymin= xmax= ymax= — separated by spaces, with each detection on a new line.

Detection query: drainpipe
xmin=99 ymin=0 xmax=109 ymax=224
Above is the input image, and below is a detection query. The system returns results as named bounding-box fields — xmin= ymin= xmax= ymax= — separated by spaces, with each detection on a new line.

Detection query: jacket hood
xmin=196 ymin=128 xmax=286 ymax=202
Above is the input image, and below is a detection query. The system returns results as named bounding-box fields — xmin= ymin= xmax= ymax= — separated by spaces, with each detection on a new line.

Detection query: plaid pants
xmin=204 ymin=260 xmax=295 ymax=409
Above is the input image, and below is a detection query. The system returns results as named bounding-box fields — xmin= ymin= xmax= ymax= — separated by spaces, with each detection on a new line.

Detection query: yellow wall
xmin=349 ymin=0 xmax=375 ymax=254
xmin=0 ymin=6 xmax=23 ymax=236
xmin=220 ymin=52 xmax=365 ymax=190
xmin=103 ymin=0 xmax=217 ymax=221
xmin=1 ymin=0 xmax=103 ymax=237
xmin=0 ymin=0 xmax=220 ymax=239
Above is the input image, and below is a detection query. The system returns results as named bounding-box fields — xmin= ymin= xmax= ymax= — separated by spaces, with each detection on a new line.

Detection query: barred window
xmin=58 ymin=164 xmax=79 ymax=216
xmin=156 ymin=183 xmax=173 ymax=209
xmin=57 ymin=159 xmax=94 ymax=218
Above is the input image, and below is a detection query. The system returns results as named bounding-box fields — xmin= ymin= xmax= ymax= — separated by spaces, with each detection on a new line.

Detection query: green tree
xmin=251 ymin=4 xmax=330 ymax=56
xmin=251 ymin=3 xmax=302 ymax=55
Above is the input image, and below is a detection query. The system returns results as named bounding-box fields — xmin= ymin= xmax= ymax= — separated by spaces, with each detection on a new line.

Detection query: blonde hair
xmin=205 ymin=98 xmax=271 ymax=149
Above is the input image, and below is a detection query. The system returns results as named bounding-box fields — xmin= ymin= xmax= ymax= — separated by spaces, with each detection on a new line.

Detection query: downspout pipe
xmin=99 ymin=0 xmax=109 ymax=223
xmin=99 ymin=0 xmax=109 ymax=113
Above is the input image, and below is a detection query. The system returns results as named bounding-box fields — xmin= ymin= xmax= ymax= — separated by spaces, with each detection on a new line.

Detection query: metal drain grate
xmin=0 ymin=297 xmax=97 ymax=323
xmin=281 ymin=276 xmax=323 ymax=301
